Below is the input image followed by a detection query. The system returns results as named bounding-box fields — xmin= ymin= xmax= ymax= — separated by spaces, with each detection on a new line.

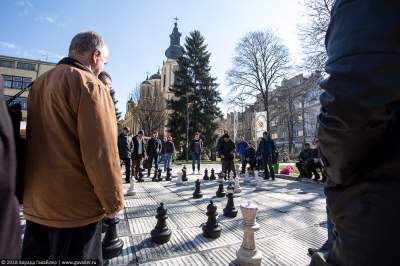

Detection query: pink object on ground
xmin=280 ymin=165 xmax=294 ymax=175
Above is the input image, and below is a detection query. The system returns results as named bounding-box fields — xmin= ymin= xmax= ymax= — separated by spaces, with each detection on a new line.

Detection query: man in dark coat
xmin=190 ymin=132 xmax=203 ymax=174
xmin=117 ymin=127 xmax=133 ymax=183
xmin=131 ymin=130 xmax=147 ymax=180
xmin=295 ymin=143 xmax=313 ymax=178
xmin=0 ymin=75 xmax=21 ymax=259
xmin=146 ymin=131 xmax=162 ymax=177
xmin=245 ymin=143 xmax=257 ymax=172
xmin=310 ymin=1 xmax=400 ymax=265
xmin=256 ymin=132 xmax=276 ymax=180
xmin=218 ymin=134 xmax=236 ymax=178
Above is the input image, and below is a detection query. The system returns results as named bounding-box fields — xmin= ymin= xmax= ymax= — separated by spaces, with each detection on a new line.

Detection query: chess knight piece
xmin=223 ymin=182 xmax=238 ymax=218
xmin=210 ymin=168 xmax=216 ymax=180
xmin=165 ymin=168 xmax=172 ymax=181
xmin=203 ymin=168 xmax=210 ymax=180
xmin=151 ymin=203 xmax=172 ymax=244
xmin=236 ymin=201 xmax=262 ymax=266
xmin=193 ymin=179 xmax=203 ymax=198
xmin=126 ymin=176 xmax=136 ymax=196
xmin=102 ymin=217 xmax=124 ymax=259
xmin=202 ymin=200 xmax=222 ymax=239
xmin=182 ymin=165 xmax=188 ymax=182
xmin=216 ymin=174 xmax=226 ymax=197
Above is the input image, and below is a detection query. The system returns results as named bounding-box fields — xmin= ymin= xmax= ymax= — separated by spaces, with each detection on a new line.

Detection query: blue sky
xmin=0 ymin=0 xmax=306 ymax=115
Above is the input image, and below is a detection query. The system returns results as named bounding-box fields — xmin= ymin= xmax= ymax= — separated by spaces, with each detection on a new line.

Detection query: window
xmin=3 ymin=75 xmax=12 ymax=88
xmin=12 ymin=76 xmax=22 ymax=89
xmin=22 ymin=77 xmax=32 ymax=88
xmin=0 ymin=60 xmax=14 ymax=68
xmin=3 ymin=96 xmax=27 ymax=110
xmin=298 ymin=130 xmax=304 ymax=137
xmin=2 ymin=75 xmax=32 ymax=89
xmin=271 ymin=133 xmax=278 ymax=139
xmin=17 ymin=62 xmax=36 ymax=71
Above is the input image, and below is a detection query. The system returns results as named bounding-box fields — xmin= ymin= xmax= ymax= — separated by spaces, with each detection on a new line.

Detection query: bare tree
xmin=298 ymin=0 xmax=335 ymax=71
xmin=227 ymin=30 xmax=290 ymax=131
xmin=137 ymin=95 xmax=167 ymax=136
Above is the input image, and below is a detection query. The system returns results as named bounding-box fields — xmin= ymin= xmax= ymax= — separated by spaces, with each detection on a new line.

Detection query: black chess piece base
xmin=202 ymin=223 xmax=222 ymax=239
xmin=216 ymin=183 xmax=226 ymax=197
xmin=102 ymin=218 xmax=124 ymax=259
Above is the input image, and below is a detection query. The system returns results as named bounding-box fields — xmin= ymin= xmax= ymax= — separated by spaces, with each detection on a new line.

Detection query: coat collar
xmin=58 ymin=57 xmax=92 ymax=74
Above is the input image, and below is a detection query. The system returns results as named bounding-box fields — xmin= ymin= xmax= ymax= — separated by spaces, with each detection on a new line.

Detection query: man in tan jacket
xmin=22 ymin=31 xmax=124 ymax=262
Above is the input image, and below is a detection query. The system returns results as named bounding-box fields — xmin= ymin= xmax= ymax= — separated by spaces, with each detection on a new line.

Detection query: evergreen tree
xmin=110 ymin=88 xmax=122 ymax=121
xmin=167 ymin=30 xmax=222 ymax=159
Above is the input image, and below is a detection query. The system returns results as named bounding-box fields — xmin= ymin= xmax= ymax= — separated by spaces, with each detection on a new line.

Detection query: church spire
xmin=165 ymin=18 xmax=185 ymax=60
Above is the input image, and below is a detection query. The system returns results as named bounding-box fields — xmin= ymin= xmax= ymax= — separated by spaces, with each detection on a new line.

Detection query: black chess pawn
xmin=210 ymin=168 xmax=216 ymax=180
xmin=182 ymin=166 xmax=188 ymax=182
xmin=102 ymin=217 xmax=124 ymax=259
xmin=203 ymin=169 xmax=209 ymax=180
xmin=151 ymin=203 xmax=172 ymax=244
xmin=193 ymin=179 xmax=203 ymax=198
xmin=157 ymin=169 xmax=163 ymax=181
xmin=216 ymin=178 xmax=226 ymax=197
xmin=165 ymin=168 xmax=172 ymax=181
xmin=223 ymin=182 xmax=238 ymax=218
xmin=202 ymin=200 xmax=222 ymax=239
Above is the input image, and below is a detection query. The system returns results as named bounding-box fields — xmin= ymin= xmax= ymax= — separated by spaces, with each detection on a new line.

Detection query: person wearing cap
xmin=218 ymin=133 xmax=236 ymax=178
xmin=132 ymin=130 xmax=147 ymax=180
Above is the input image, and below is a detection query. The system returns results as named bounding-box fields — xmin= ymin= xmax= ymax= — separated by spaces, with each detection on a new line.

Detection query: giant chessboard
xmin=108 ymin=164 xmax=327 ymax=266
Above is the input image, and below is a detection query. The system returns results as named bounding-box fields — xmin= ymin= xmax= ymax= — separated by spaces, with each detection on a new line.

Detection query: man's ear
xmin=91 ymin=50 xmax=100 ymax=64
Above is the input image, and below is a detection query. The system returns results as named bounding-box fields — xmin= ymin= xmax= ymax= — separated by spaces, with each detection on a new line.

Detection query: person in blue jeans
xmin=190 ymin=133 xmax=203 ymax=175
xmin=163 ymin=136 xmax=175 ymax=171
xmin=236 ymin=137 xmax=248 ymax=174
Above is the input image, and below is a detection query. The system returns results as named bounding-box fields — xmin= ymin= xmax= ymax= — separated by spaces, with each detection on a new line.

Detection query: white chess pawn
xmin=255 ymin=171 xmax=263 ymax=191
xmin=234 ymin=175 xmax=242 ymax=193
xmin=126 ymin=177 xmax=136 ymax=196
xmin=236 ymin=201 xmax=262 ymax=266
xmin=176 ymin=171 xmax=183 ymax=185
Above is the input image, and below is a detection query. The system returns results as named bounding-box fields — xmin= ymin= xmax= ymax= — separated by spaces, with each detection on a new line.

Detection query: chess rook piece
xmin=126 ymin=176 xmax=136 ymax=196
xmin=234 ymin=176 xmax=242 ymax=193
xmin=202 ymin=200 xmax=222 ymax=239
xmin=216 ymin=176 xmax=226 ymax=198
xmin=210 ymin=168 xmax=216 ymax=180
xmin=102 ymin=217 xmax=124 ymax=259
xmin=193 ymin=179 xmax=203 ymax=198
xmin=165 ymin=168 xmax=172 ymax=181
xmin=203 ymin=168 xmax=209 ymax=180
xmin=223 ymin=182 xmax=238 ymax=218
xmin=151 ymin=203 xmax=172 ymax=244
xmin=236 ymin=201 xmax=262 ymax=266
xmin=182 ymin=166 xmax=188 ymax=182
xmin=157 ymin=169 xmax=162 ymax=181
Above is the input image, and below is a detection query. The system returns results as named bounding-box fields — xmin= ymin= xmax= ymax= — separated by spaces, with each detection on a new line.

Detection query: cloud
xmin=36 ymin=16 xmax=55 ymax=24
xmin=0 ymin=41 xmax=16 ymax=50
xmin=17 ymin=0 xmax=34 ymax=16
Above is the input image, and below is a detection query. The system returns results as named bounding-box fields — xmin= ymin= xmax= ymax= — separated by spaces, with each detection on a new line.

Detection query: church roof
xmin=149 ymin=70 xmax=161 ymax=80
xmin=141 ymin=75 xmax=151 ymax=85
xmin=165 ymin=22 xmax=185 ymax=60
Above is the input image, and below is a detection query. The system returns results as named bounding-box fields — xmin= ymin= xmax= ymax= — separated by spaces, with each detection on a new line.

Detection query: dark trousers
xmin=296 ymin=161 xmax=311 ymax=178
xmin=221 ymin=159 xmax=235 ymax=178
xmin=132 ymin=154 xmax=144 ymax=178
xmin=147 ymin=154 xmax=159 ymax=176
xmin=192 ymin=152 xmax=201 ymax=172
xmin=242 ymin=158 xmax=256 ymax=172
xmin=122 ymin=157 xmax=131 ymax=183
xmin=262 ymin=156 xmax=275 ymax=179
xmin=22 ymin=220 xmax=102 ymax=263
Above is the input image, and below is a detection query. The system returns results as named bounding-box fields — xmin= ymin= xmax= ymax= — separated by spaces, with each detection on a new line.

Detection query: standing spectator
xmin=21 ymin=32 xmax=124 ymax=262
xmin=245 ymin=143 xmax=257 ymax=172
xmin=146 ymin=131 xmax=162 ymax=177
xmin=257 ymin=132 xmax=276 ymax=180
xmin=218 ymin=133 xmax=236 ymax=178
xmin=118 ymin=127 xmax=133 ymax=183
xmin=217 ymin=130 xmax=228 ymax=153
xmin=131 ymin=130 xmax=147 ymax=180
xmin=236 ymin=137 xmax=248 ymax=174
xmin=295 ymin=143 xmax=313 ymax=179
xmin=160 ymin=136 xmax=167 ymax=167
xmin=0 ymin=75 xmax=21 ymax=259
xmin=163 ymin=136 xmax=175 ymax=171
xmin=190 ymin=132 xmax=203 ymax=175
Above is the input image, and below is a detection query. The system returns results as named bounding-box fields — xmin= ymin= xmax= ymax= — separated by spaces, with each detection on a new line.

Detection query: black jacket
xmin=298 ymin=148 xmax=313 ymax=162
xmin=245 ymin=147 xmax=256 ymax=159
xmin=164 ymin=141 xmax=175 ymax=154
xmin=132 ymin=135 xmax=146 ymax=159
xmin=315 ymin=1 xmax=400 ymax=265
xmin=147 ymin=137 xmax=162 ymax=157
xmin=190 ymin=139 xmax=203 ymax=154
xmin=117 ymin=133 xmax=133 ymax=159
xmin=218 ymin=140 xmax=235 ymax=160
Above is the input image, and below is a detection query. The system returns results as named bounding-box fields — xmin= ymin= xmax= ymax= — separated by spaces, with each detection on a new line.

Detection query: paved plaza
xmin=105 ymin=163 xmax=327 ymax=266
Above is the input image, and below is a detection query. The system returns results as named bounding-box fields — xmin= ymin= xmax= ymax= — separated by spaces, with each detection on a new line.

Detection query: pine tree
xmin=167 ymin=30 xmax=222 ymax=159
xmin=110 ymin=88 xmax=122 ymax=121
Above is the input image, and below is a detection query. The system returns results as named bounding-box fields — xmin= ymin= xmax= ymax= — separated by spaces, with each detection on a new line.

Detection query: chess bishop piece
xmin=157 ymin=169 xmax=163 ymax=181
xmin=202 ymin=200 xmax=222 ymax=239
xmin=210 ymin=168 xmax=216 ymax=180
xmin=216 ymin=174 xmax=226 ymax=197
xmin=126 ymin=176 xmax=136 ymax=196
xmin=234 ymin=176 xmax=242 ymax=193
xmin=151 ymin=203 xmax=172 ymax=244
xmin=223 ymin=182 xmax=238 ymax=218
xmin=236 ymin=201 xmax=262 ymax=266
xmin=182 ymin=165 xmax=188 ymax=182
xmin=193 ymin=179 xmax=203 ymax=198
xmin=165 ymin=168 xmax=172 ymax=181
xmin=102 ymin=217 xmax=124 ymax=259
xmin=203 ymin=168 xmax=210 ymax=180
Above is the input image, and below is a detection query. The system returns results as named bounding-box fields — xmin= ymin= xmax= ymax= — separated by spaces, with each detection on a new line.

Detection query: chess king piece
xmin=203 ymin=168 xmax=209 ymax=180
xmin=157 ymin=169 xmax=163 ymax=181
xmin=234 ymin=176 xmax=242 ymax=193
xmin=216 ymin=174 xmax=226 ymax=197
xmin=182 ymin=165 xmax=188 ymax=182
xmin=202 ymin=200 xmax=222 ymax=239
xmin=223 ymin=182 xmax=238 ymax=218
xmin=210 ymin=168 xmax=216 ymax=180
xmin=236 ymin=201 xmax=262 ymax=266
xmin=165 ymin=168 xmax=172 ymax=181
xmin=193 ymin=179 xmax=203 ymax=198
xmin=151 ymin=203 xmax=172 ymax=244
xmin=126 ymin=176 xmax=136 ymax=196
xmin=102 ymin=217 xmax=124 ymax=259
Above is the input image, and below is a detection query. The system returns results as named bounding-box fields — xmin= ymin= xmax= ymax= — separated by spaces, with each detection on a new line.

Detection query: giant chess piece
xmin=255 ymin=171 xmax=264 ymax=191
xmin=203 ymin=168 xmax=210 ymax=180
xmin=102 ymin=218 xmax=108 ymax=233
xmin=102 ymin=217 xmax=124 ymax=259
xmin=216 ymin=175 xmax=226 ymax=197
xmin=157 ymin=169 xmax=163 ymax=181
xmin=193 ymin=179 xmax=203 ymax=198
xmin=165 ymin=168 xmax=172 ymax=181
xmin=236 ymin=201 xmax=262 ymax=266
xmin=223 ymin=182 xmax=238 ymax=218
xmin=210 ymin=168 xmax=216 ymax=180
xmin=151 ymin=203 xmax=172 ymax=244
xmin=126 ymin=176 xmax=137 ymax=196
xmin=234 ymin=176 xmax=242 ymax=193
xmin=202 ymin=200 xmax=222 ymax=239
xmin=176 ymin=170 xmax=183 ymax=185
xmin=182 ymin=165 xmax=188 ymax=182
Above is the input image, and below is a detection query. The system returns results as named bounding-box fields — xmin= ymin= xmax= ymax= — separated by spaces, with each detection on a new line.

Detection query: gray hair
xmin=68 ymin=31 xmax=107 ymax=57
